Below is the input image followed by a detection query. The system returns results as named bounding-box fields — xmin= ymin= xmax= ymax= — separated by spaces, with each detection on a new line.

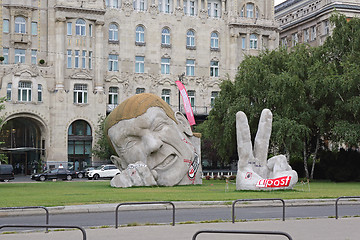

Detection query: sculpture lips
xmin=154 ymin=154 xmax=177 ymax=171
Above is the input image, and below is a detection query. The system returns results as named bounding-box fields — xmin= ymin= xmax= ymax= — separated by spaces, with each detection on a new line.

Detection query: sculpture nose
xmin=143 ymin=132 xmax=163 ymax=154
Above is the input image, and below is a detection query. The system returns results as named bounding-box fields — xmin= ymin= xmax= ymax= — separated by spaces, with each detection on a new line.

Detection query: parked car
xmin=84 ymin=167 xmax=95 ymax=178
xmin=31 ymin=168 xmax=76 ymax=181
xmin=0 ymin=164 xmax=15 ymax=182
xmin=68 ymin=166 xmax=95 ymax=179
xmin=87 ymin=165 xmax=120 ymax=180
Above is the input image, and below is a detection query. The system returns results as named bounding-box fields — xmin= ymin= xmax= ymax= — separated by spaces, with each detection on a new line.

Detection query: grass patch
xmin=0 ymin=180 xmax=359 ymax=207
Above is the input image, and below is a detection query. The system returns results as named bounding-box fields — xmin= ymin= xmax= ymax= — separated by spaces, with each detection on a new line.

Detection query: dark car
xmin=69 ymin=166 xmax=95 ymax=178
xmin=0 ymin=164 xmax=15 ymax=182
xmin=31 ymin=168 xmax=76 ymax=181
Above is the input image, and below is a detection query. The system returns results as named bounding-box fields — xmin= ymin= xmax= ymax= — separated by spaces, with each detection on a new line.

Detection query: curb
xmin=1 ymin=199 xmax=359 ymax=217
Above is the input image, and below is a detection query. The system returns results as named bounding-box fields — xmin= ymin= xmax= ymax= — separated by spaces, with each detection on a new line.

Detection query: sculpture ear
xmin=111 ymin=155 xmax=127 ymax=170
xmin=174 ymin=111 xmax=193 ymax=136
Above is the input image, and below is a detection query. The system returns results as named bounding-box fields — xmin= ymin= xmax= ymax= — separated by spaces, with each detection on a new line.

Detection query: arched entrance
xmin=0 ymin=117 xmax=45 ymax=175
xmin=67 ymin=120 xmax=92 ymax=171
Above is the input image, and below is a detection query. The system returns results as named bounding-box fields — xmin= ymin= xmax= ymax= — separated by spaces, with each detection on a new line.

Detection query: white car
xmin=87 ymin=165 xmax=120 ymax=180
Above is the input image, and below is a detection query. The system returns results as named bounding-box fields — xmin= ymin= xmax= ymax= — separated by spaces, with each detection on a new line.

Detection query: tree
xmin=92 ymin=115 xmax=113 ymax=161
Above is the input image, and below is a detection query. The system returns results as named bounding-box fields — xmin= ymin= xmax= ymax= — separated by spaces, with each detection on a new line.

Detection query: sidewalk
xmin=1 ymin=217 xmax=359 ymax=240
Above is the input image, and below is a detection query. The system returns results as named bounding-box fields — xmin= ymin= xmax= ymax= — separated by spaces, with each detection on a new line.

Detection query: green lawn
xmin=0 ymin=180 xmax=359 ymax=207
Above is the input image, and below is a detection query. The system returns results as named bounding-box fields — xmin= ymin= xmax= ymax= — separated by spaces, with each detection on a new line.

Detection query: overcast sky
xmin=275 ymin=0 xmax=287 ymax=6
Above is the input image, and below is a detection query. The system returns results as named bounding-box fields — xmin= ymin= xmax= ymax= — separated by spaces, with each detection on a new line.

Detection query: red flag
xmin=175 ymin=81 xmax=196 ymax=126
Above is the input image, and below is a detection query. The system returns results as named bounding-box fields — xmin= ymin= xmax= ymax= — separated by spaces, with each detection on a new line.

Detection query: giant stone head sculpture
xmin=105 ymin=93 xmax=202 ymax=187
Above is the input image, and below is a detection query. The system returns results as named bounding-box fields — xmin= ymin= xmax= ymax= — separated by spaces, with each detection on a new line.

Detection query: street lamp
xmin=177 ymin=73 xmax=185 ymax=112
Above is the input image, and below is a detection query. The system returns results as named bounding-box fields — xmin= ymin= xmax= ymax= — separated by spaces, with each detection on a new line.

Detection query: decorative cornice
xmin=70 ymin=71 xmax=93 ymax=80
xmin=54 ymin=5 xmax=106 ymax=15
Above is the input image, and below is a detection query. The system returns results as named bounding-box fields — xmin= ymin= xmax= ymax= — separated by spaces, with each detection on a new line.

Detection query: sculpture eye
xmin=125 ymin=139 xmax=137 ymax=149
xmin=153 ymin=122 xmax=165 ymax=131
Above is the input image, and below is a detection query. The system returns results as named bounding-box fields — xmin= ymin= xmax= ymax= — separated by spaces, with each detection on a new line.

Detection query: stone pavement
xmin=0 ymin=217 xmax=359 ymax=240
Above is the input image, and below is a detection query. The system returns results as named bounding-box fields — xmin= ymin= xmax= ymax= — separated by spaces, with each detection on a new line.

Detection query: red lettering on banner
xmin=256 ymin=176 xmax=291 ymax=188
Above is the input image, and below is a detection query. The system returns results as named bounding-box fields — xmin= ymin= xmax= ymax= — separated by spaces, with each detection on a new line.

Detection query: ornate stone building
xmin=0 ymin=0 xmax=278 ymax=174
xmin=275 ymin=0 xmax=360 ymax=48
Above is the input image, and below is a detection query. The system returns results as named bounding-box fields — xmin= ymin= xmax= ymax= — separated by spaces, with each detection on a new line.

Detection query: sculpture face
xmin=108 ymin=107 xmax=198 ymax=186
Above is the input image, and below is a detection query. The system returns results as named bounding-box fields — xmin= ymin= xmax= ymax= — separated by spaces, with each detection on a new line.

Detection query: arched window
xmin=68 ymin=120 xmax=92 ymax=171
xmin=75 ymin=19 xmax=86 ymax=36
xmin=161 ymin=28 xmax=170 ymax=45
xmin=246 ymin=3 xmax=254 ymax=18
xmin=136 ymin=26 xmax=145 ymax=43
xmin=210 ymin=32 xmax=219 ymax=49
xmin=109 ymin=23 xmax=119 ymax=41
xmin=186 ymin=30 xmax=195 ymax=47
xmin=250 ymin=34 xmax=258 ymax=49
xmin=15 ymin=17 xmax=26 ymax=33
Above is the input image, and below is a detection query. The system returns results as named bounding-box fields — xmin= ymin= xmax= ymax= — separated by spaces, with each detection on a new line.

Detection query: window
xmin=108 ymin=54 xmax=118 ymax=71
xmin=74 ymin=84 xmax=88 ymax=104
xmin=38 ymin=84 xmax=42 ymax=102
xmin=242 ymin=37 xmax=246 ymax=49
xmin=6 ymin=83 xmax=12 ymax=101
xmin=187 ymin=90 xmax=195 ymax=107
xmin=210 ymin=32 xmax=219 ymax=49
xmin=210 ymin=61 xmax=219 ymax=77
xmin=89 ymin=24 xmax=93 ymax=37
xmin=3 ymin=19 xmax=9 ymax=33
xmin=246 ymin=3 xmax=254 ymax=18
xmin=304 ymin=29 xmax=309 ymax=43
xmin=183 ymin=0 xmax=196 ymax=16
xmin=133 ymin=0 xmax=146 ymax=11
xmin=31 ymin=50 xmax=37 ymax=65
xmin=109 ymin=23 xmax=118 ymax=41
xmin=88 ymin=51 xmax=92 ymax=69
xmin=208 ymin=1 xmax=220 ymax=18
xmin=324 ymin=20 xmax=329 ymax=35
xmin=186 ymin=59 xmax=195 ymax=76
xmin=15 ymin=49 xmax=26 ymax=63
xmin=109 ymin=87 xmax=118 ymax=105
xmin=67 ymin=22 xmax=72 ymax=35
xmin=190 ymin=0 xmax=195 ymax=16
xmin=281 ymin=37 xmax=287 ymax=47
xmin=31 ymin=22 xmax=37 ymax=35
xmin=249 ymin=34 xmax=258 ymax=49
xmin=18 ymin=81 xmax=32 ymax=102
xmin=75 ymin=50 xmax=80 ymax=68
xmin=82 ymin=51 xmax=86 ymax=69
xmin=136 ymin=26 xmax=145 ymax=43
xmin=3 ymin=48 xmax=8 ymax=64
xmin=15 ymin=17 xmax=26 ymax=34
xmin=292 ymin=33 xmax=298 ymax=46
xmin=67 ymin=50 xmax=72 ymax=68
xmin=159 ymin=0 xmax=171 ymax=13
xmin=240 ymin=6 xmax=244 ymax=17
xmin=256 ymin=7 xmax=259 ymax=19
xmin=310 ymin=26 xmax=316 ymax=41
xmin=135 ymin=56 xmax=144 ymax=73
xmin=75 ymin=19 xmax=86 ymax=36
xmin=161 ymin=57 xmax=170 ymax=74
xmin=161 ymin=28 xmax=170 ymax=45
xmin=211 ymin=91 xmax=218 ymax=107
xmin=161 ymin=89 xmax=171 ymax=104
xmin=136 ymin=88 xmax=145 ymax=94
xmin=106 ymin=0 xmax=120 ymax=8
xmin=186 ymin=30 xmax=195 ymax=48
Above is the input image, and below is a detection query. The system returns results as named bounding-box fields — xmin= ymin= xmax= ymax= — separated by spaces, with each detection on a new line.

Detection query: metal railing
xmin=115 ymin=201 xmax=175 ymax=228
xmin=192 ymin=229 xmax=293 ymax=240
xmin=0 ymin=225 xmax=86 ymax=240
xmin=335 ymin=196 xmax=360 ymax=219
xmin=232 ymin=198 xmax=286 ymax=223
xmin=0 ymin=206 xmax=49 ymax=232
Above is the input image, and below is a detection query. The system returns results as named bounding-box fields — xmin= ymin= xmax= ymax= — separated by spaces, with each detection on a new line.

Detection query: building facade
xmin=275 ymin=0 xmax=360 ymax=48
xmin=0 ymin=0 xmax=279 ymax=174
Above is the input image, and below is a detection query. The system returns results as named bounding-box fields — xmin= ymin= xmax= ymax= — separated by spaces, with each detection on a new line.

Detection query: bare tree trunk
xmin=310 ymin=135 xmax=320 ymax=179
xmin=303 ymin=141 xmax=309 ymax=179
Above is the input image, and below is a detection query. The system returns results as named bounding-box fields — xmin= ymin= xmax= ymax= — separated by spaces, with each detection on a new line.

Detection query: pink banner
xmin=175 ymin=81 xmax=196 ymax=126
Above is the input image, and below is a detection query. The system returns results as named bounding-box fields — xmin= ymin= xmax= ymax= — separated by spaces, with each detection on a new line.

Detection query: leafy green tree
xmin=92 ymin=115 xmax=112 ymax=161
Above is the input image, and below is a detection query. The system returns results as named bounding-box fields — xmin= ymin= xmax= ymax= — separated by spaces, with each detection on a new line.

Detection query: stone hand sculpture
xmin=236 ymin=109 xmax=298 ymax=190
xmin=105 ymin=93 xmax=202 ymax=188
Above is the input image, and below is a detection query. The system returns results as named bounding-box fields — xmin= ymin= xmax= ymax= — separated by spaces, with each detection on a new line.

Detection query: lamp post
xmin=177 ymin=73 xmax=185 ymax=112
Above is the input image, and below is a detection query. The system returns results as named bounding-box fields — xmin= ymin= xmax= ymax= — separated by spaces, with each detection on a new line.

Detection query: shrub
xmin=213 ymin=174 xmax=218 ymax=180
xmin=39 ymin=59 xmax=45 ymax=64
xmin=205 ymin=175 xmax=211 ymax=180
